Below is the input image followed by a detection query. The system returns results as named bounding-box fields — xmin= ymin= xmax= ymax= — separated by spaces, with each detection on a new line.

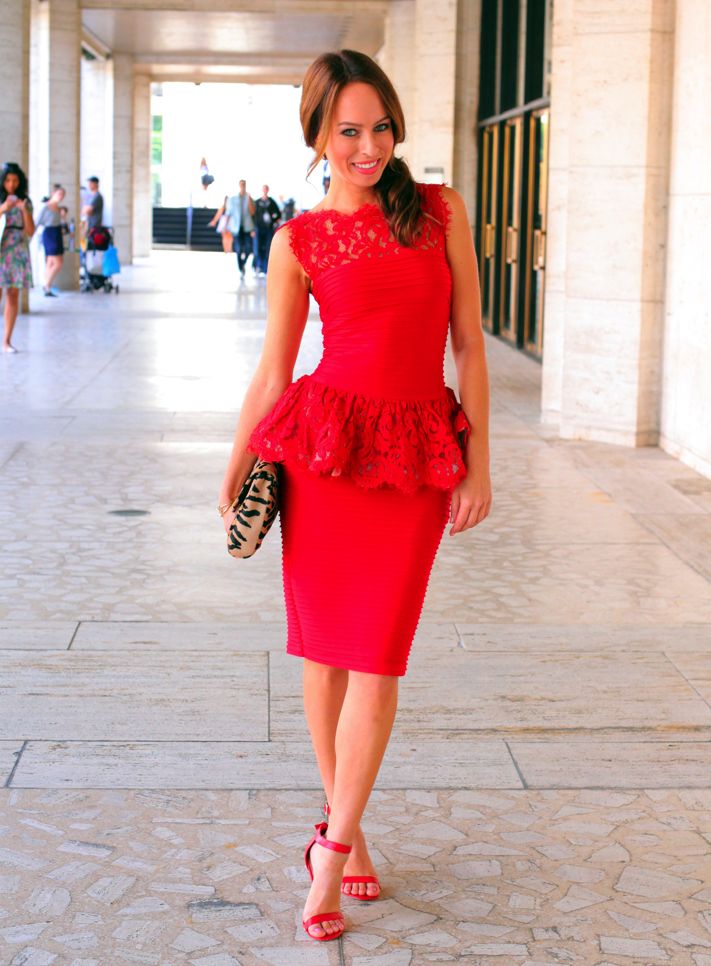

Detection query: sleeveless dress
xmin=248 ymin=182 xmax=470 ymax=676
xmin=0 ymin=200 xmax=34 ymax=288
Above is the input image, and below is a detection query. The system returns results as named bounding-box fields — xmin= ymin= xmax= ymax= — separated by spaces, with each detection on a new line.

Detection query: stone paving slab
xmin=269 ymin=649 xmax=711 ymax=739
xmin=68 ymin=622 xmax=457 ymax=654
xmin=424 ymin=540 xmax=711 ymax=624
xmin=1 ymin=788 xmax=710 ymax=965
xmin=71 ymin=622 xmax=289 ymax=652
xmin=0 ymin=741 xmax=23 ymax=784
xmin=456 ymin=623 xmax=711 ymax=652
xmin=0 ymin=651 xmax=268 ymax=741
xmin=509 ymin=739 xmax=711 ymax=788
xmin=0 ymin=621 xmax=78 ymax=650
xmin=8 ymin=740 xmax=520 ymax=791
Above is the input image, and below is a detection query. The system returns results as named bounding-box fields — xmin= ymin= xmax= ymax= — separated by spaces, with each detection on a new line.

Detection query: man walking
xmin=253 ymin=184 xmax=281 ymax=275
xmin=225 ymin=180 xmax=255 ymax=279
xmin=82 ymin=177 xmax=104 ymax=229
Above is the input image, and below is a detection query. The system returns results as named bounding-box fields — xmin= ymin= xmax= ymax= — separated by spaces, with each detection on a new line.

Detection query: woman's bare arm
xmin=218 ymin=225 xmax=310 ymax=524
xmin=442 ymin=185 xmax=492 ymax=534
xmin=208 ymin=196 xmax=227 ymax=228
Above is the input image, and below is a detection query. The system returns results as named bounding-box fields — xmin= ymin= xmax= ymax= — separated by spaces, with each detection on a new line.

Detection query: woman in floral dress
xmin=0 ymin=163 xmax=36 ymax=353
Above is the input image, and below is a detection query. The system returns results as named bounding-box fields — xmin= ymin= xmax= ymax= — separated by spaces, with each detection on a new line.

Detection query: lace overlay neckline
xmin=305 ymin=201 xmax=382 ymax=220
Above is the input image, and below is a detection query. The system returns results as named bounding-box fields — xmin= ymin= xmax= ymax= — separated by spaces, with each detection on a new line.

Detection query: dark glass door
xmin=523 ymin=109 xmax=549 ymax=356
xmin=499 ymin=116 xmax=523 ymax=344
xmin=479 ymin=123 xmax=499 ymax=333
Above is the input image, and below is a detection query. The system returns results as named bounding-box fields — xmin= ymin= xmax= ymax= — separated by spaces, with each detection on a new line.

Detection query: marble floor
xmin=1 ymin=251 xmax=710 ymax=965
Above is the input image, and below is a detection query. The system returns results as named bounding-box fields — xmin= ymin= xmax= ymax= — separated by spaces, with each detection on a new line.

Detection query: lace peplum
xmin=249 ymin=375 xmax=470 ymax=494
xmin=248 ymin=182 xmax=470 ymax=493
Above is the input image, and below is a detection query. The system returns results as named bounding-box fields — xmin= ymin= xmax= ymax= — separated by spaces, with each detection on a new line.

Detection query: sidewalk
xmin=1 ymin=251 xmax=710 ymax=964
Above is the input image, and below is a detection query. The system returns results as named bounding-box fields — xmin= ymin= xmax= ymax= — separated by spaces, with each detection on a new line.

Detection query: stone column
xmin=30 ymin=0 xmax=81 ymax=289
xmin=659 ymin=0 xmax=711 ymax=477
xmin=377 ymin=0 xmax=416 ymax=166
xmin=1 ymin=0 xmax=30 ymax=166
xmin=80 ymin=54 xmax=112 ymax=203
xmin=412 ymin=0 xmax=458 ymax=186
xmin=111 ymin=53 xmax=134 ymax=263
xmin=541 ymin=0 xmax=674 ymax=446
xmin=452 ymin=0 xmax=481 ymax=219
xmin=132 ymin=74 xmax=152 ymax=259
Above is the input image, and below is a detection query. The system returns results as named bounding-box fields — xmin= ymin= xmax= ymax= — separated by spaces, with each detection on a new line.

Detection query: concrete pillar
xmin=541 ymin=0 xmax=674 ymax=446
xmin=111 ymin=53 xmax=134 ymax=263
xmin=452 ymin=0 xmax=481 ymax=220
xmin=659 ymin=0 xmax=711 ymax=478
xmin=412 ymin=0 xmax=458 ymax=186
xmin=132 ymin=74 xmax=152 ymax=258
xmin=30 ymin=0 xmax=81 ymax=289
xmin=1 ymin=0 xmax=30 ymax=166
xmin=377 ymin=0 xmax=416 ymax=166
xmin=80 ymin=54 xmax=112 ymax=205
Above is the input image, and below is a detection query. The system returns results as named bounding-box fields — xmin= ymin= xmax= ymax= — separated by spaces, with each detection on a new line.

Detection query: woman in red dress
xmin=219 ymin=50 xmax=492 ymax=942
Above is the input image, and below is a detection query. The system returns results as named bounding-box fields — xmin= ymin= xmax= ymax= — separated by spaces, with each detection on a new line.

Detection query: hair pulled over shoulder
xmin=1 ymin=162 xmax=29 ymax=202
xmin=300 ymin=49 xmax=423 ymax=247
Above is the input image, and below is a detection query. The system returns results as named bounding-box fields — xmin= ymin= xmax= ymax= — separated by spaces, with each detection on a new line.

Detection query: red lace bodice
xmin=248 ymin=182 xmax=470 ymax=493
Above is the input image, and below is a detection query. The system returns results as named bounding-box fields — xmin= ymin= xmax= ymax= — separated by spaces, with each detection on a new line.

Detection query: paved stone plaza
xmin=1 ymin=252 xmax=711 ymax=965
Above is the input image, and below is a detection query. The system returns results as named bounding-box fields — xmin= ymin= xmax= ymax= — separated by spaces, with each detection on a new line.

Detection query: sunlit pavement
xmin=1 ymin=250 xmax=711 ymax=964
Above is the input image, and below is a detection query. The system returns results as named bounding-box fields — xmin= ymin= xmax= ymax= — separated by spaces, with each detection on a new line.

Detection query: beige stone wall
xmin=452 ymin=0 xmax=481 ymax=220
xmin=379 ymin=0 xmax=477 ymax=216
xmin=1 ymin=0 xmax=30 ymax=167
xmin=132 ymin=75 xmax=152 ymax=259
xmin=377 ymin=0 xmax=416 ymax=169
xmin=659 ymin=0 xmax=711 ymax=477
xmin=541 ymin=0 xmax=675 ymax=447
xmin=80 ymin=55 xmax=112 ymax=197
xmin=29 ymin=0 xmax=81 ymax=288
xmin=111 ymin=53 xmax=134 ymax=262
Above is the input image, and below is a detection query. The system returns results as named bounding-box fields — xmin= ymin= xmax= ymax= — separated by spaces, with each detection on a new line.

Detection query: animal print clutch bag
xmin=226 ymin=460 xmax=281 ymax=559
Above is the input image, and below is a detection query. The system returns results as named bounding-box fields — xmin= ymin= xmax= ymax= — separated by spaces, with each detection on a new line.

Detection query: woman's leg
xmin=303 ymin=661 xmax=383 ymax=897
xmin=3 ymin=288 xmax=20 ymax=349
xmin=303 ymin=659 xmax=348 ymax=799
xmin=302 ymin=667 xmax=398 ymax=937
xmin=45 ymin=255 xmax=63 ymax=290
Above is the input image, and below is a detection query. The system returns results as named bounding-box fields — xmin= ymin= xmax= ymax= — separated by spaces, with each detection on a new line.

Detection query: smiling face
xmin=324 ymin=82 xmax=395 ymax=190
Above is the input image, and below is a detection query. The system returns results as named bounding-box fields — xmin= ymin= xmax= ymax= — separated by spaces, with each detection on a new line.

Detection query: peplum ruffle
xmin=248 ymin=375 xmax=471 ymax=494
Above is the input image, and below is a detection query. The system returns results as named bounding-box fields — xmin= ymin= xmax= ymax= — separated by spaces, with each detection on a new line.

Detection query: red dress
xmin=248 ymin=182 xmax=470 ymax=676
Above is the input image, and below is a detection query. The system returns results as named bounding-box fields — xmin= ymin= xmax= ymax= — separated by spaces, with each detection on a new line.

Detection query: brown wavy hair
xmin=300 ymin=49 xmax=424 ymax=247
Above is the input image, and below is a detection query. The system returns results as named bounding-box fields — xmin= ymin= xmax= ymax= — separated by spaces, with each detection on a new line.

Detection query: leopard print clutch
xmin=226 ymin=460 xmax=281 ymax=559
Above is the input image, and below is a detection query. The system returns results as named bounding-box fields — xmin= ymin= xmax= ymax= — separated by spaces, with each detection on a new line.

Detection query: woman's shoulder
xmin=415 ymin=182 xmax=462 ymax=235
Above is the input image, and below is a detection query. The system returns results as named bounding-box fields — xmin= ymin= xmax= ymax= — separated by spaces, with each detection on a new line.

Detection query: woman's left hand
xmin=449 ymin=469 xmax=492 ymax=535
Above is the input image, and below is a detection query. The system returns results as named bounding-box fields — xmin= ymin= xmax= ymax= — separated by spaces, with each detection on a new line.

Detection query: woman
xmin=218 ymin=50 xmax=492 ymax=942
xmin=37 ymin=184 xmax=66 ymax=296
xmin=0 ymin=162 xmax=36 ymax=353
xmin=208 ymin=195 xmax=233 ymax=254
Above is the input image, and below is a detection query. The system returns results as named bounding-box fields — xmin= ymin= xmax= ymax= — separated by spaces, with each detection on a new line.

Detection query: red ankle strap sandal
xmin=303 ymin=821 xmax=351 ymax=942
xmin=323 ymin=801 xmax=382 ymax=901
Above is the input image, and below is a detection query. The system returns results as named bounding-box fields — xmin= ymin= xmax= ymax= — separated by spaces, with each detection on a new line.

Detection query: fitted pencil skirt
xmin=280 ymin=461 xmax=451 ymax=676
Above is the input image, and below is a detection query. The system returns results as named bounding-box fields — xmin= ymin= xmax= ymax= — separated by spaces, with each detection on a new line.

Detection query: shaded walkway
xmin=1 ymin=252 xmax=710 ymax=964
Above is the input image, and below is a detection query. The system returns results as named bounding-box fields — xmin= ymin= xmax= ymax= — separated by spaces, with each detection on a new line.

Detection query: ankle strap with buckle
xmin=314 ymin=821 xmax=351 ymax=855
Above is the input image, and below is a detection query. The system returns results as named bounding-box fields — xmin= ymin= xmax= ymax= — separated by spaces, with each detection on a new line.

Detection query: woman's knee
xmin=304 ymin=659 xmax=348 ymax=684
xmin=348 ymin=670 xmax=398 ymax=703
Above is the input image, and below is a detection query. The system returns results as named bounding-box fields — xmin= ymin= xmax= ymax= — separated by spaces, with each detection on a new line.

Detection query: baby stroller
xmin=81 ymin=225 xmax=120 ymax=293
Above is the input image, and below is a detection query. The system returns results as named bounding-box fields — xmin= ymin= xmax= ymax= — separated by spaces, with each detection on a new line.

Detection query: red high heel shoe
xmin=323 ymin=802 xmax=381 ymax=901
xmin=302 ymin=821 xmax=351 ymax=942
